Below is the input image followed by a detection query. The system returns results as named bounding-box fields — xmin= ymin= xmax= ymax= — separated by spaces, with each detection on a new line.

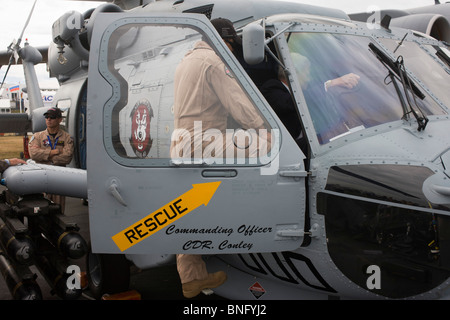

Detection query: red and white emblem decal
xmin=249 ymin=282 xmax=266 ymax=299
xmin=130 ymin=99 xmax=153 ymax=158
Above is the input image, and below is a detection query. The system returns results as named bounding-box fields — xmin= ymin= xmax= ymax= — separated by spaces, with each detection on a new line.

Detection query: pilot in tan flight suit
xmin=171 ymin=39 xmax=270 ymax=159
xmin=29 ymin=107 xmax=74 ymax=213
xmin=171 ymin=19 xmax=271 ymax=299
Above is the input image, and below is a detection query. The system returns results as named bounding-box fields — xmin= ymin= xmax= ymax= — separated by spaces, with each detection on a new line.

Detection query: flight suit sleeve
xmin=0 ymin=160 xmax=9 ymax=173
xmin=51 ymin=133 xmax=74 ymax=166
xmin=208 ymin=61 xmax=265 ymax=130
xmin=29 ymin=132 xmax=52 ymax=162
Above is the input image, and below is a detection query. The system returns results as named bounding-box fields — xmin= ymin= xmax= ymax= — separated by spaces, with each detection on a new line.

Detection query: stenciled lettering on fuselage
xmin=238 ymin=252 xmax=337 ymax=294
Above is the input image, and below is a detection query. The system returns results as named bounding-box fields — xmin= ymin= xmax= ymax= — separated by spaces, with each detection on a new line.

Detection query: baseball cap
xmin=43 ymin=107 xmax=62 ymax=118
xmin=210 ymin=18 xmax=242 ymax=44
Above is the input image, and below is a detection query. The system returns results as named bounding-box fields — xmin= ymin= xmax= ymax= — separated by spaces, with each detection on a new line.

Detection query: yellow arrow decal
xmin=112 ymin=181 xmax=221 ymax=251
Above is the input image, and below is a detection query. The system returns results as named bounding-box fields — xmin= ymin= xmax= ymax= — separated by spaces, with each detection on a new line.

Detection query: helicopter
xmin=0 ymin=0 xmax=450 ymax=300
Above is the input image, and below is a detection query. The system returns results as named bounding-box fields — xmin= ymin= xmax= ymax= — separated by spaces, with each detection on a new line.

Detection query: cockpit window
xmin=380 ymin=39 xmax=450 ymax=108
xmin=101 ymin=23 xmax=275 ymax=166
xmin=286 ymin=33 xmax=447 ymax=145
xmin=424 ymin=44 xmax=450 ymax=70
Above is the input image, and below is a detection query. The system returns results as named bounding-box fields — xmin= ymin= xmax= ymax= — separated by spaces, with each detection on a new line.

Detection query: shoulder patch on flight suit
xmin=224 ymin=65 xmax=234 ymax=78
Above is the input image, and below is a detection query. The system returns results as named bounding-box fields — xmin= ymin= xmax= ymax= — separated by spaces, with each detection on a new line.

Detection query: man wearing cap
xmin=29 ymin=107 xmax=74 ymax=212
xmin=210 ymin=17 xmax=277 ymax=87
xmin=210 ymin=18 xmax=241 ymax=52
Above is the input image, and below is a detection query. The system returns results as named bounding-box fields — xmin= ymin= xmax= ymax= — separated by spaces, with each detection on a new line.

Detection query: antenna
xmin=380 ymin=15 xmax=391 ymax=31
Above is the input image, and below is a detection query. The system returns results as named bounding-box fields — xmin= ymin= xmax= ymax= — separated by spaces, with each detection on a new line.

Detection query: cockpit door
xmin=87 ymin=12 xmax=307 ymax=254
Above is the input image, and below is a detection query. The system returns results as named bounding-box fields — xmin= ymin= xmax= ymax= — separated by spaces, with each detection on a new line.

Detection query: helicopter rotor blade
xmin=1 ymin=0 xmax=38 ymax=88
xmin=17 ymin=0 xmax=38 ymax=47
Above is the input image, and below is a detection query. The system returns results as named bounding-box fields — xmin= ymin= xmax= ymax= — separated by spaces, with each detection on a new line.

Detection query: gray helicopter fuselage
xmin=2 ymin=0 xmax=450 ymax=300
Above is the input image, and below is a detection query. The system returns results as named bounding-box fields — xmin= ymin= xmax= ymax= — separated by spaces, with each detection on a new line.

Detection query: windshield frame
xmin=97 ymin=16 xmax=282 ymax=167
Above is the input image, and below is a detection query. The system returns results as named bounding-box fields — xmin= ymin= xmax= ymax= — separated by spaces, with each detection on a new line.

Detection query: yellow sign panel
xmin=112 ymin=181 xmax=221 ymax=251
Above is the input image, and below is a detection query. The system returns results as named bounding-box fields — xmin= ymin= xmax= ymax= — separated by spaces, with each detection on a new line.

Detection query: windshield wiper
xmin=369 ymin=42 xmax=428 ymax=131
xmin=396 ymin=55 xmax=429 ymax=131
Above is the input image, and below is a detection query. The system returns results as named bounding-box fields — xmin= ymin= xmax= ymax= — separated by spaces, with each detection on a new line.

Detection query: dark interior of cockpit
xmin=235 ymin=31 xmax=308 ymax=155
xmin=318 ymin=164 xmax=450 ymax=298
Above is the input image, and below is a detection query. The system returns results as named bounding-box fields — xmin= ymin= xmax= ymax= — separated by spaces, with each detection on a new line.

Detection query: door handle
xmin=109 ymin=179 xmax=127 ymax=206
xmin=202 ymin=169 xmax=237 ymax=178
xmin=279 ymin=170 xmax=308 ymax=177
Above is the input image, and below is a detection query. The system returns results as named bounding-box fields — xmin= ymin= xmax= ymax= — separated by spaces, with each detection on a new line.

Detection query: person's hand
xmin=49 ymin=149 xmax=60 ymax=158
xmin=8 ymin=158 xmax=26 ymax=166
xmin=332 ymin=73 xmax=360 ymax=89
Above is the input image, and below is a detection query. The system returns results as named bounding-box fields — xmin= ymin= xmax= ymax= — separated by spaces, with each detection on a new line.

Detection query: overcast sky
xmin=0 ymin=0 xmax=439 ymax=88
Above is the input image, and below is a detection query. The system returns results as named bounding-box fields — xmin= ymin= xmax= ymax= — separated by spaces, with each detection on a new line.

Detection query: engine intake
xmin=390 ymin=14 xmax=450 ymax=42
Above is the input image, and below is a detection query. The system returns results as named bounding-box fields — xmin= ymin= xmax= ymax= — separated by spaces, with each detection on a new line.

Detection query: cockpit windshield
xmin=286 ymin=32 xmax=447 ymax=145
xmin=380 ymin=38 xmax=450 ymax=108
